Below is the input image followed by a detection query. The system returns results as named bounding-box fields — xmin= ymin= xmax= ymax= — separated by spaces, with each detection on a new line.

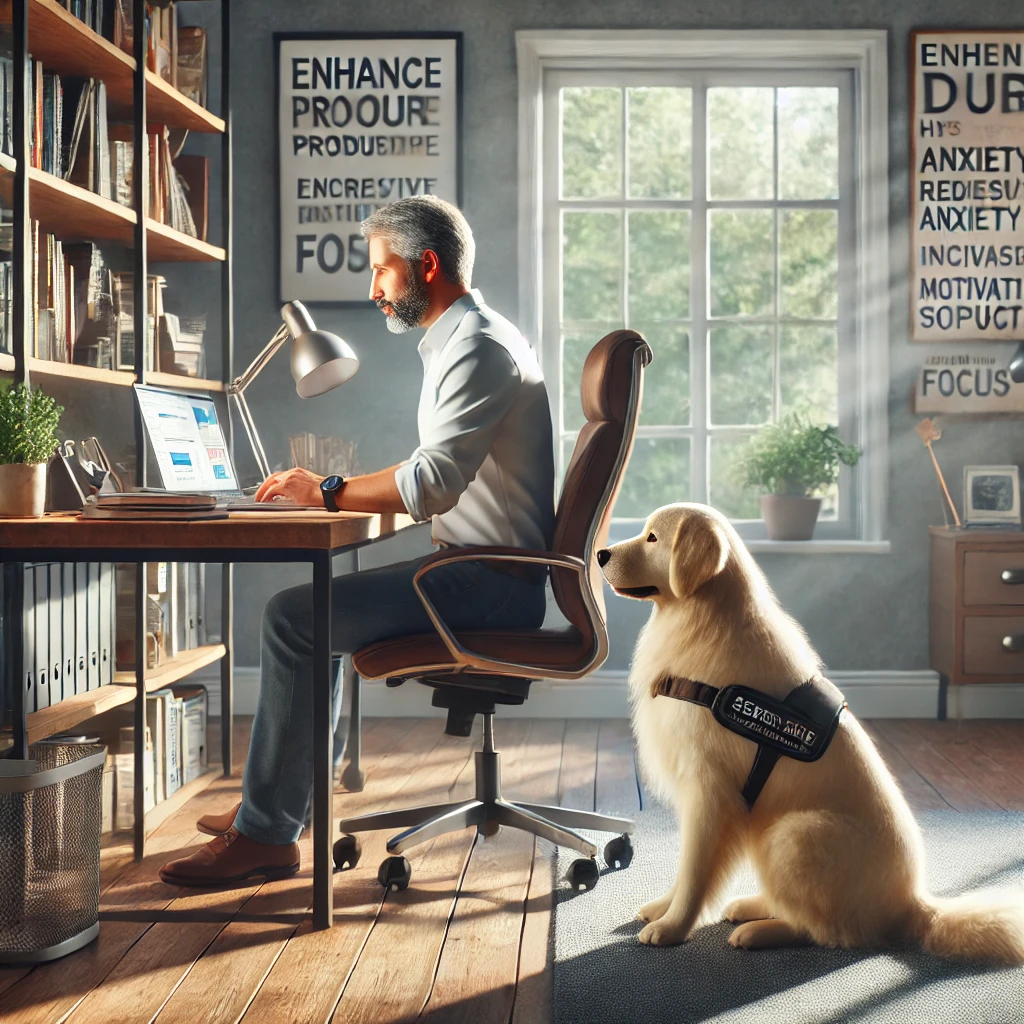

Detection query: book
xmin=175 ymin=155 xmax=209 ymax=242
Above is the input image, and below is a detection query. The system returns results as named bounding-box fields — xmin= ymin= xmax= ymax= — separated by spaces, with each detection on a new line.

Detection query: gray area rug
xmin=553 ymin=808 xmax=1024 ymax=1024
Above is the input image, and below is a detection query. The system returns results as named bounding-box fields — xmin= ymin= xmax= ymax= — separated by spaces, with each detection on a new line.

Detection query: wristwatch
xmin=320 ymin=474 xmax=346 ymax=512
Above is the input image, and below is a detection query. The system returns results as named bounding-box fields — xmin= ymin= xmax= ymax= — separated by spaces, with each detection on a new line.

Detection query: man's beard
xmin=378 ymin=273 xmax=430 ymax=334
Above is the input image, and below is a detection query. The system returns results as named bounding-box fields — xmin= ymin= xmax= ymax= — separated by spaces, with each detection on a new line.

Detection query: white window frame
xmin=516 ymin=30 xmax=890 ymax=553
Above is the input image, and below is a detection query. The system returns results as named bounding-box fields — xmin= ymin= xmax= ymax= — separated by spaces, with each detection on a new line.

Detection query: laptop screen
xmin=134 ymin=385 xmax=238 ymax=492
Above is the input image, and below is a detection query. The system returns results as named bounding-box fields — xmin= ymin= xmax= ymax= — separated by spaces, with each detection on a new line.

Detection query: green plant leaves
xmin=0 ymin=381 xmax=64 ymax=465
xmin=736 ymin=414 xmax=861 ymax=497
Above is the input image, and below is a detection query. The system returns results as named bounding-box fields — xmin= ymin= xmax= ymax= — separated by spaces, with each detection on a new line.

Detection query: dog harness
xmin=651 ymin=673 xmax=847 ymax=809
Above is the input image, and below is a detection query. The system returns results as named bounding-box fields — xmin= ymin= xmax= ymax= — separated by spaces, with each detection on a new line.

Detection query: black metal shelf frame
xmin=1 ymin=0 xmax=234 ymax=865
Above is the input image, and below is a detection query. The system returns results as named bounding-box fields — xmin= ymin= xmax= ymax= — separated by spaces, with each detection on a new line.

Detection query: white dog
xmin=600 ymin=502 xmax=1024 ymax=962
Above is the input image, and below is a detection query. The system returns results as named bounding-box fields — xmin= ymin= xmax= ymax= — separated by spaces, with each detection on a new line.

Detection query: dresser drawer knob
xmin=1001 ymin=569 xmax=1024 ymax=585
xmin=1002 ymin=634 xmax=1024 ymax=651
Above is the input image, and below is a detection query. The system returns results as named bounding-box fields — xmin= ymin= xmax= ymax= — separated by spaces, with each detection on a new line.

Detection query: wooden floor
xmin=2 ymin=716 xmax=1024 ymax=1024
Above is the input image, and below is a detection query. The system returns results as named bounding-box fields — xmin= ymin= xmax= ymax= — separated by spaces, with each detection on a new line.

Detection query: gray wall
xmin=216 ymin=0 xmax=1024 ymax=674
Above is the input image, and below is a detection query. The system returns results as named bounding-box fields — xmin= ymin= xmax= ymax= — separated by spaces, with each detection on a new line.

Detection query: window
xmin=519 ymin=33 xmax=889 ymax=544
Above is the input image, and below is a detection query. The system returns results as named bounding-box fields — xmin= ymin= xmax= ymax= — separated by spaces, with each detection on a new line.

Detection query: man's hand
xmin=254 ymin=467 xmax=325 ymax=506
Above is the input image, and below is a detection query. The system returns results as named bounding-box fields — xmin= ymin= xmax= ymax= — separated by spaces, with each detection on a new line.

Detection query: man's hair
xmin=360 ymin=196 xmax=475 ymax=287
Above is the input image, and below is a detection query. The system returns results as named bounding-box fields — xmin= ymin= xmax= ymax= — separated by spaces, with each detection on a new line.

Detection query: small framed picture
xmin=963 ymin=465 xmax=1021 ymax=528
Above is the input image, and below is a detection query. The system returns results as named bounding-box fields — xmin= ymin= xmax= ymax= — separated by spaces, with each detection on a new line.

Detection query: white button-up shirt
xmin=394 ymin=289 xmax=555 ymax=551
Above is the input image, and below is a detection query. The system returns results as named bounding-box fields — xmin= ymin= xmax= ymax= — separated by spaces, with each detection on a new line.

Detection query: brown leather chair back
xmin=550 ymin=330 xmax=652 ymax=656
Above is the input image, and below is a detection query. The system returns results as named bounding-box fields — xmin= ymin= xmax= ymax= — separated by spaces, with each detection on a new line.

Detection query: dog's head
xmin=598 ymin=503 xmax=732 ymax=603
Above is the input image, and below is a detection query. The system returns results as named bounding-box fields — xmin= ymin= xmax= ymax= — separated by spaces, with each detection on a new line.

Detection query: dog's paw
xmin=636 ymin=897 xmax=672 ymax=923
xmin=723 ymin=894 xmax=769 ymax=924
xmin=638 ymin=919 xmax=689 ymax=947
xmin=729 ymin=925 xmax=761 ymax=946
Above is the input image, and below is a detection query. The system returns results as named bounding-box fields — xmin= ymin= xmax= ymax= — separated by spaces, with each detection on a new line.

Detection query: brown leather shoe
xmin=196 ymin=801 xmax=241 ymax=837
xmin=159 ymin=828 xmax=300 ymax=887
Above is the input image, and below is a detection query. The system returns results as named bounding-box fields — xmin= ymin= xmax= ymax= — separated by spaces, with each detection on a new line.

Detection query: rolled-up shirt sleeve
xmin=395 ymin=336 xmax=520 ymax=522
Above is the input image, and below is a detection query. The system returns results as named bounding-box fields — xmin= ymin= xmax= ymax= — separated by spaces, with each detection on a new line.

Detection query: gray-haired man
xmin=160 ymin=196 xmax=555 ymax=886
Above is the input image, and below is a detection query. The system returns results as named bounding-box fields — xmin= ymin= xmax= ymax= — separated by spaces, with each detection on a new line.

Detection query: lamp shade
xmin=281 ymin=300 xmax=360 ymax=398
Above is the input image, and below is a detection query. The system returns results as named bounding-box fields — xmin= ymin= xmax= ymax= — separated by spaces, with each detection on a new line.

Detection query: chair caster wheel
xmin=564 ymin=857 xmax=599 ymax=891
xmin=340 ymin=764 xmax=365 ymax=792
xmin=478 ymin=819 xmax=500 ymax=838
xmin=378 ymin=855 xmax=412 ymax=891
xmin=333 ymin=834 xmax=362 ymax=871
xmin=604 ymin=833 xmax=633 ymax=870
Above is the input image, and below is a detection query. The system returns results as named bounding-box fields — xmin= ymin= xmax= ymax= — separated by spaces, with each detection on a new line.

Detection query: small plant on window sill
xmin=0 ymin=381 xmax=64 ymax=518
xmin=736 ymin=415 xmax=862 ymax=541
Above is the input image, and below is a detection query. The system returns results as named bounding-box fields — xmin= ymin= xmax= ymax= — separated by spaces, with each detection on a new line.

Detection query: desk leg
xmin=312 ymin=551 xmax=333 ymax=930
xmin=221 ymin=563 xmax=234 ymax=777
xmin=134 ymin=561 xmax=146 ymax=861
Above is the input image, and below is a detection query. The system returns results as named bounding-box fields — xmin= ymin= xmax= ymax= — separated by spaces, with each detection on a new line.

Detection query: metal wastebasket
xmin=0 ymin=742 xmax=106 ymax=963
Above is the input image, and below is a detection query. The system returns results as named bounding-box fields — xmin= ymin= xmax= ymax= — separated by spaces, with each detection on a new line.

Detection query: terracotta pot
xmin=761 ymin=494 xmax=822 ymax=541
xmin=0 ymin=462 xmax=48 ymax=518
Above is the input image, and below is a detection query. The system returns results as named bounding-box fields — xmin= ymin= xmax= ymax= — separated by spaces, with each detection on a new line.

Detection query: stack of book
xmin=59 ymin=0 xmax=114 ymax=40
xmin=158 ymin=311 xmax=205 ymax=376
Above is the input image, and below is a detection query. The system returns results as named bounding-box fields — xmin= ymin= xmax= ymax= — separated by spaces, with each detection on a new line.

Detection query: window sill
xmin=746 ymin=539 xmax=891 ymax=554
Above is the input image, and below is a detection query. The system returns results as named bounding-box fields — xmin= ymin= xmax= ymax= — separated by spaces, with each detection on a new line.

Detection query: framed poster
xmin=913 ymin=344 xmax=1024 ymax=412
xmin=911 ymin=31 xmax=1024 ymax=342
xmin=275 ymin=32 xmax=462 ymax=305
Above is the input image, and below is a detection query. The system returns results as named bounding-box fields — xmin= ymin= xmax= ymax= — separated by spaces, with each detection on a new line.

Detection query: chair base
xmin=335 ymin=714 xmax=635 ymax=867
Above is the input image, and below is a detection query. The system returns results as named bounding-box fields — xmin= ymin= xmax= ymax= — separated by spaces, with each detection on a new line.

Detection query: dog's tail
xmin=916 ymin=892 xmax=1024 ymax=964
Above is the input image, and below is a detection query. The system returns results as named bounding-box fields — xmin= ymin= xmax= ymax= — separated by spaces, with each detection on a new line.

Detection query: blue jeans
xmin=234 ymin=553 xmax=547 ymax=845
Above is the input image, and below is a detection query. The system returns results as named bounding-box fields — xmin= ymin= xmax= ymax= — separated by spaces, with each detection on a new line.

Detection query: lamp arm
xmin=228 ymin=323 xmax=290 ymax=395
xmin=230 ymin=390 xmax=272 ymax=482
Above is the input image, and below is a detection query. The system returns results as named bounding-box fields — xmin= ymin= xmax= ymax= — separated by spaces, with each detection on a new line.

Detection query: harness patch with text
xmin=714 ymin=685 xmax=834 ymax=762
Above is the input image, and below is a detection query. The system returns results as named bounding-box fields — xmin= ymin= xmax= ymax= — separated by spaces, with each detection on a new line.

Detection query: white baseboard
xmin=190 ymin=665 xmax=1024 ymax=720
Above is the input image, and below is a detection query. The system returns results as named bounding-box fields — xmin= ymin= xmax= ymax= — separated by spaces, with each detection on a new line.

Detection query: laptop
xmin=133 ymin=384 xmax=322 ymax=510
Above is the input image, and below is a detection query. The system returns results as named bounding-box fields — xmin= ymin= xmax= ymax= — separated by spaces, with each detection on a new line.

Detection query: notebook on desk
xmin=133 ymin=384 xmax=322 ymax=510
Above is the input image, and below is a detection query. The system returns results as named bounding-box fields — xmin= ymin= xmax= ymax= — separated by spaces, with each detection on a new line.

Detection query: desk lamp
xmin=1010 ymin=342 xmax=1024 ymax=384
xmin=228 ymin=301 xmax=359 ymax=481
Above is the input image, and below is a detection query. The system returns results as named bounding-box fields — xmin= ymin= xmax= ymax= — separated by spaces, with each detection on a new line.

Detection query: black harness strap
xmin=651 ymin=673 xmax=848 ymax=809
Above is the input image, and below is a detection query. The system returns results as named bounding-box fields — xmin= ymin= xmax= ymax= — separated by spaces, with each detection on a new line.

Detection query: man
xmin=159 ymin=196 xmax=555 ymax=885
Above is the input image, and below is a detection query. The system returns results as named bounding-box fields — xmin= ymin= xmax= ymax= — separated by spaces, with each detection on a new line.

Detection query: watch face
xmin=322 ymin=475 xmax=342 ymax=492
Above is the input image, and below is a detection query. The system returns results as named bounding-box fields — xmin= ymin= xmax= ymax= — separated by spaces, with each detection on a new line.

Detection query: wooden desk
xmin=0 ymin=509 xmax=414 ymax=930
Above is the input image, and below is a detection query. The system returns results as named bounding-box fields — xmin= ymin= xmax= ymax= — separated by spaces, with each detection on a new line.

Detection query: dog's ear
xmin=669 ymin=515 xmax=730 ymax=599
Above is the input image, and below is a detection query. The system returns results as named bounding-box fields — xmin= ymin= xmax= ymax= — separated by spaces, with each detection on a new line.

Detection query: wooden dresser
xmin=930 ymin=526 xmax=1024 ymax=686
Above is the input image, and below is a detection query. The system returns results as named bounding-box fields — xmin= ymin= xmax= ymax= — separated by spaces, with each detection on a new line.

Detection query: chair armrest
xmin=410 ymin=548 xmax=604 ymax=680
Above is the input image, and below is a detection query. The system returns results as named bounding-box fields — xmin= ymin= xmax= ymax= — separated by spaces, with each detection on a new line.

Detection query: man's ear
xmin=669 ymin=515 xmax=730 ymax=599
xmin=422 ymin=248 xmax=442 ymax=284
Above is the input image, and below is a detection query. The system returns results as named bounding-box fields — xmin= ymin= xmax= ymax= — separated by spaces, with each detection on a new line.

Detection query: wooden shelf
xmin=1 ymin=357 xmax=225 ymax=390
xmin=0 ymin=0 xmax=224 ymax=133
xmin=24 ymin=680 xmax=136 ymax=746
xmin=6 ymin=644 xmax=227 ymax=746
xmin=113 ymin=642 xmax=226 ymax=688
xmin=28 ymin=358 xmax=136 ymax=386
xmin=147 ymin=219 xmax=226 ymax=262
xmin=0 ymin=164 xmax=225 ymax=261
xmin=144 ymin=765 xmax=220 ymax=835
xmin=147 ymin=371 xmax=225 ymax=392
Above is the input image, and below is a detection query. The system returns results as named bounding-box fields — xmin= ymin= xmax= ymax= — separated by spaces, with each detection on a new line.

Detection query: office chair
xmin=334 ymin=330 xmax=652 ymax=892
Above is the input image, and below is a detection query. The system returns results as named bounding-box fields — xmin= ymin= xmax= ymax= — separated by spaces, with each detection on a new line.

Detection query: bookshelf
xmin=0 ymin=0 xmax=234 ymax=864
xmin=0 ymin=0 xmax=226 ymax=132
xmin=8 ymin=643 xmax=227 ymax=745
xmin=0 ymin=161 xmax=226 ymax=261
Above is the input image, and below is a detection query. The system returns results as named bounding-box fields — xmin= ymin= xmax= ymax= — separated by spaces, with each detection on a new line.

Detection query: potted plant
xmin=0 ymin=381 xmax=64 ymax=518
xmin=737 ymin=415 xmax=862 ymax=541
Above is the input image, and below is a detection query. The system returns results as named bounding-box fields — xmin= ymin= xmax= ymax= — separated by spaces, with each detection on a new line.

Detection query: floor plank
xmin=557 ymin=721 xmax=601 ymax=813
xmin=871 ymin=720 xmax=1001 ymax=812
xmin=422 ymin=719 xmax=565 ymax=1024
xmin=595 ymin=719 xmax=641 ymax=817
xmin=152 ymin=718 xmax=423 ymax=1024
xmin=239 ymin=719 xmax=474 ymax=1024
xmin=325 ymin=721 xmax=484 ymax=1024
xmin=859 ymin=721 xmax=952 ymax=812
xmin=904 ymin=720 xmax=1024 ymax=812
